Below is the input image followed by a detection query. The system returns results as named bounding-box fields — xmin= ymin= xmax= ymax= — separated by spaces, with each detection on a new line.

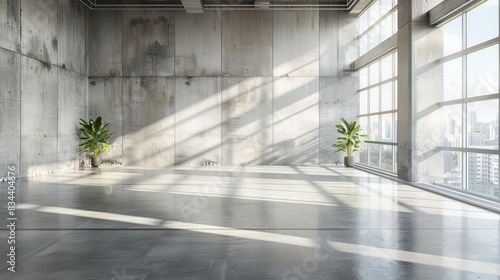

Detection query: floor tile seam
xmin=76 ymin=218 xmax=97 ymax=229
xmin=85 ymin=232 xmax=123 ymax=261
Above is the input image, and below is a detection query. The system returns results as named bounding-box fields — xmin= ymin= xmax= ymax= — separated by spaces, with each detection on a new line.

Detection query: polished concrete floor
xmin=0 ymin=166 xmax=499 ymax=280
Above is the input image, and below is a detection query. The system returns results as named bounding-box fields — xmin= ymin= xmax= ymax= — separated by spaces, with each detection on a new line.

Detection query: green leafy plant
xmin=332 ymin=118 xmax=367 ymax=157
xmin=79 ymin=116 xmax=112 ymax=158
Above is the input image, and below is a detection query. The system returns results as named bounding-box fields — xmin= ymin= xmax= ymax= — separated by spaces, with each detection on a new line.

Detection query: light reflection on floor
xmin=0 ymin=166 xmax=499 ymax=279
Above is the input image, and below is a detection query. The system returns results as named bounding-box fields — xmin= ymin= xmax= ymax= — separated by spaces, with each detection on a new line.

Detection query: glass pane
xmin=360 ymin=67 xmax=368 ymax=89
xmin=381 ymin=54 xmax=393 ymax=81
xmin=467 ymin=153 xmax=499 ymax=199
xmin=442 ymin=151 xmax=463 ymax=188
xmin=394 ymin=80 xmax=398 ymax=104
xmin=359 ymin=34 xmax=368 ymax=56
xmin=359 ymin=116 xmax=369 ymax=164
xmin=392 ymin=10 xmax=398 ymax=34
xmin=443 ymin=57 xmax=462 ymax=101
xmin=359 ymin=144 xmax=369 ymax=165
xmin=380 ymin=0 xmax=393 ymax=15
xmin=369 ymin=144 xmax=380 ymax=168
xmin=393 ymin=113 xmax=397 ymax=141
xmin=359 ymin=116 xmax=368 ymax=132
xmin=380 ymin=16 xmax=393 ymax=43
xmin=368 ymin=26 xmax=380 ymax=51
xmin=380 ymin=145 xmax=394 ymax=172
xmin=467 ymin=44 xmax=499 ymax=97
xmin=359 ymin=90 xmax=368 ymax=115
xmin=369 ymin=87 xmax=380 ymax=113
xmin=443 ymin=104 xmax=462 ymax=147
xmin=369 ymin=2 xmax=381 ymax=25
xmin=467 ymin=0 xmax=499 ymax=48
xmin=369 ymin=61 xmax=380 ymax=85
xmin=467 ymin=100 xmax=499 ymax=149
xmin=369 ymin=115 xmax=380 ymax=141
xmin=393 ymin=146 xmax=397 ymax=172
xmin=394 ymin=53 xmax=398 ymax=76
xmin=359 ymin=11 xmax=368 ymax=34
xmin=381 ymin=82 xmax=393 ymax=111
xmin=442 ymin=16 xmax=462 ymax=56
xmin=381 ymin=113 xmax=393 ymax=141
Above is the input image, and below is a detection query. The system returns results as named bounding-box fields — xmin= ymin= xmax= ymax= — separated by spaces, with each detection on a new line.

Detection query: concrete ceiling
xmin=80 ymin=0 xmax=363 ymax=12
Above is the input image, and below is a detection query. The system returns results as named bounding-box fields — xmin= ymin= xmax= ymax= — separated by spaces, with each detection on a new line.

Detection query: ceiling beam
xmin=254 ymin=0 xmax=270 ymax=9
xmin=349 ymin=0 xmax=372 ymax=15
xmin=180 ymin=0 xmax=204 ymax=13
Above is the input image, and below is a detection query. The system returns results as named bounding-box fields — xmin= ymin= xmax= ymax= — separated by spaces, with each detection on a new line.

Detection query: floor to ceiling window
xmin=436 ymin=0 xmax=499 ymax=199
xmin=357 ymin=0 xmax=398 ymax=173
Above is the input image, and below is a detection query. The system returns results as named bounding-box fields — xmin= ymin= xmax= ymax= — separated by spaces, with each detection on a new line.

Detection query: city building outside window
xmin=438 ymin=0 xmax=499 ymax=199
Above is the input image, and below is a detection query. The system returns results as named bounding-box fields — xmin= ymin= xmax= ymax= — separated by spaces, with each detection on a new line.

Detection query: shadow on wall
xmin=85 ymin=65 xmax=357 ymax=168
xmin=22 ymin=8 xmax=359 ymax=175
xmin=88 ymin=76 xmax=324 ymax=167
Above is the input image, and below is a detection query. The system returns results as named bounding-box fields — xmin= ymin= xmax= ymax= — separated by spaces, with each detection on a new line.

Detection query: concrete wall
xmin=0 ymin=0 xmax=88 ymax=177
xmin=0 ymin=4 xmax=359 ymax=175
xmin=88 ymin=11 xmax=357 ymax=166
xmin=88 ymin=10 xmax=359 ymax=166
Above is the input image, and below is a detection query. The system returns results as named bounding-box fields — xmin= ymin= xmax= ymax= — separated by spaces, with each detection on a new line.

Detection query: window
xmin=358 ymin=52 xmax=398 ymax=173
xmin=358 ymin=0 xmax=398 ymax=56
xmin=356 ymin=0 xmax=398 ymax=173
xmin=437 ymin=0 xmax=499 ymax=200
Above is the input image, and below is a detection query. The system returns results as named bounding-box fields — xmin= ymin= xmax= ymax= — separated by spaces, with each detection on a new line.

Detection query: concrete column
xmin=397 ymin=0 xmax=415 ymax=181
xmin=397 ymin=0 xmax=444 ymax=181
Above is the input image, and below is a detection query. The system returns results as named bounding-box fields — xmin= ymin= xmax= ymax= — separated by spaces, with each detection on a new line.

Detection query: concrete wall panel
xmin=21 ymin=56 xmax=58 ymax=176
xmin=0 ymin=101 xmax=20 ymax=174
xmin=58 ymin=69 xmax=86 ymax=170
xmin=0 ymin=0 xmax=20 ymax=52
xmin=89 ymin=77 xmax=123 ymax=164
xmin=58 ymin=0 xmax=87 ymax=75
xmin=175 ymin=11 xmax=221 ymax=76
xmin=273 ymin=11 xmax=319 ymax=77
xmin=0 ymin=48 xmax=20 ymax=103
xmin=88 ymin=11 xmax=122 ymax=76
xmin=319 ymin=77 xmax=358 ymax=165
xmin=222 ymin=11 xmax=272 ymax=77
xmin=123 ymin=11 xmax=175 ymax=77
xmin=0 ymin=49 xmax=20 ymax=174
xmin=123 ymin=77 xmax=175 ymax=166
xmin=273 ymin=77 xmax=320 ymax=165
xmin=175 ymin=77 xmax=221 ymax=165
xmin=0 ymin=0 xmax=88 ymax=178
xmin=21 ymin=0 xmax=58 ymax=64
xmin=320 ymin=11 xmax=340 ymax=77
xmin=337 ymin=13 xmax=358 ymax=72
xmin=221 ymin=77 xmax=273 ymax=165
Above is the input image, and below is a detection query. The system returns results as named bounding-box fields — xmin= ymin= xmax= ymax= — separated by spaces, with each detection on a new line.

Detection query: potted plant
xmin=332 ymin=118 xmax=367 ymax=167
xmin=79 ymin=116 xmax=112 ymax=167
